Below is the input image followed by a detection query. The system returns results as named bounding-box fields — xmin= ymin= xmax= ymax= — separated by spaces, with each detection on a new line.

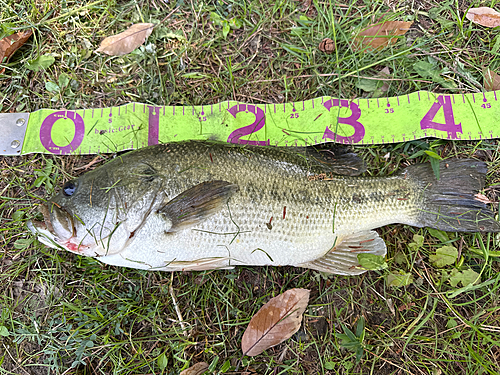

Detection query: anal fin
xmin=298 ymin=231 xmax=386 ymax=275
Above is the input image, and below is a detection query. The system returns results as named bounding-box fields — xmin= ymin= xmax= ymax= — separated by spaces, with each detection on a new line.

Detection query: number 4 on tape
xmin=420 ymin=95 xmax=462 ymax=138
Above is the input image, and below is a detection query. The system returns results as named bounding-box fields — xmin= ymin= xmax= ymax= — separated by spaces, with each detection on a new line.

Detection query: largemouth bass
xmin=28 ymin=141 xmax=500 ymax=275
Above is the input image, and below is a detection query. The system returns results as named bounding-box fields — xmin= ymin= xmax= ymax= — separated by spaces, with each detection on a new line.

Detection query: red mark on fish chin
xmin=61 ymin=239 xmax=90 ymax=253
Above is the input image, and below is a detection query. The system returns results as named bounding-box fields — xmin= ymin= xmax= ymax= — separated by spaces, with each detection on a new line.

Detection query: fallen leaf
xmin=319 ymin=38 xmax=335 ymax=54
xmin=379 ymin=66 xmax=390 ymax=77
xmin=0 ymin=29 xmax=33 ymax=73
xmin=354 ymin=21 xmax=413 ymax=51
xmin=376 ymin=67 xmax=391 ymax=96
xmin=241 ymin=288 xmax=310 ymax=356
xmin=179 ymin=362 xmax=209 ymax=375
xmin=386 ymin=298 xmax=395 ymax=315
xmin=96 ymin=23 xmax=155 ymax=56
xmin=483 ymin=68 xmax=500 ymax=91
xmin=300 ymin=0 xmax=317 ymax=18
xmin=466 ymin=7 xmax=500 ymax=28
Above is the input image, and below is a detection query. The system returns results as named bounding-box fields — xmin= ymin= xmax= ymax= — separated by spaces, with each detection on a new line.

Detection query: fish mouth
xmin=28 ymin=202 xmax=93 ymax=255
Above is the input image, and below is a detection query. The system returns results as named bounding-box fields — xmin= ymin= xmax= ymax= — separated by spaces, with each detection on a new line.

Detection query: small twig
xmin=74 ymin=155 xmax=104 ymax=171
xmin=159 ymin=6 xmax=181 ymax=25
xmin=169 ymin=273 xmax=187 ymax=336
xmin=484 ymin=184 xmax=500 ymax=191
xmin=252 ymin=73 xmax=432 ymax=84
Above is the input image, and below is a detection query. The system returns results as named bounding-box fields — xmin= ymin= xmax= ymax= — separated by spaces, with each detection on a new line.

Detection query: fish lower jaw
xmin=60 ymin=239 xmax=94 ymax=256
xmin=28 ymin=221 xmax=97 ymax=256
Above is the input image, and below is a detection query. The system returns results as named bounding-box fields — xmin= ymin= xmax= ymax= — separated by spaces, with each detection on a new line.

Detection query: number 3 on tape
xmin=420 ymin=95 xmax=462 ymax=138
xmin=322 ymin=99 xmax=365 ymax=144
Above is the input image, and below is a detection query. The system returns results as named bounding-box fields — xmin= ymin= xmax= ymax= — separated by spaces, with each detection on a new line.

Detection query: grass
xmin=1 ymin=0 xmax=500 ymax=374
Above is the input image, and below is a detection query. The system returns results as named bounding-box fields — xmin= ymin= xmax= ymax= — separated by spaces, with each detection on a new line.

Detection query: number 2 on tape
xmin=227 ymin=104 xmax=270 ymax=146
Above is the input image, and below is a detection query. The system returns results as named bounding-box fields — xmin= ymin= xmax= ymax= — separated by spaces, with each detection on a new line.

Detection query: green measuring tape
xmin=2 ymin=90 xmax=499 ymax=156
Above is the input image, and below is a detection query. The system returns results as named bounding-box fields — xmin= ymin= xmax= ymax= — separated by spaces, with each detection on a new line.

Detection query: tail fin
xmin=404 ymin=159 xmax=500 ymax=232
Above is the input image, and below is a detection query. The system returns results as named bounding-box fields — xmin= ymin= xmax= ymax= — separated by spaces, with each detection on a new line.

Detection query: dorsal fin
xmin=303 ymin=143 xmax=366 ymax=176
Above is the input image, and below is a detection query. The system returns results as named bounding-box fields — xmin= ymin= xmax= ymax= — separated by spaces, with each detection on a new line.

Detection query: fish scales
xmin=28 ymin=141 xmax=500 ymax=275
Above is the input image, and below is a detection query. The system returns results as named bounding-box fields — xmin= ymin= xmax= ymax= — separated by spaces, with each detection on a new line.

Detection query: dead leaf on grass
xmin=377 ymin=66 xmax=391 ymax=93
xmin=466 ymin=7 xmax=500 ymax=28
xmin=0 ymin=29 xmax=33 ymax=73
xmin=241 ymin=288 xmax=310 ymax=357
xmin=354 ymin=21 xmax=413 ymax=51
xmin=483 ymin=68 xmax=500 ymax=91
xmin=96 ymin=23 xmax=155 ymax=56
xmin=179 ymin=362 xmax=209 ymax=375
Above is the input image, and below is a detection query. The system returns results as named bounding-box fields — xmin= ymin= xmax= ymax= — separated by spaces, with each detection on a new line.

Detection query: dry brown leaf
xmin=179 ymin=362 xmax=209 ymax=375
xmin=466 ymin=7 xmax=500 ymax=28
xmin=0 ymin=29 xmax=33 ymax=73
xmin=96 ymin=23 xmax=155 ymax=56
xmin=241 ymin=288 xmax=310 ymax=357
xmin=483 ymin=68 xmax=500 ymax=91
xmin=354 ymin=21 xmax=413 ymax=51
xmin=379 ymin=66 xmax=391 ymax=77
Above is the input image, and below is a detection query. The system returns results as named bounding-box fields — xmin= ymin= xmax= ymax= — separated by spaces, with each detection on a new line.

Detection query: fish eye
xmin=62 ymin=181 xmax=77 ymax=197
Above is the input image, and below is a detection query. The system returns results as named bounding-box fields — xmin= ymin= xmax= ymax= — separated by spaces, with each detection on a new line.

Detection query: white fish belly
xmin=99 ymin=202 xmax=338 ymax=270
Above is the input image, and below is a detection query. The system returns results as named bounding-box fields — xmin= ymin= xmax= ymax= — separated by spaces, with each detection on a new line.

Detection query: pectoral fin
xmin=159 ymin=180 xmax=239 ymax=232
xmin=298 ymin=231 xmax=386 ymax=275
